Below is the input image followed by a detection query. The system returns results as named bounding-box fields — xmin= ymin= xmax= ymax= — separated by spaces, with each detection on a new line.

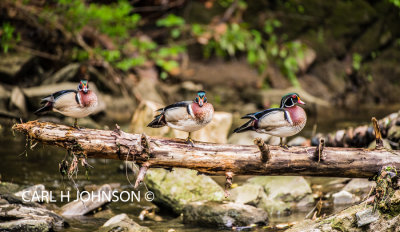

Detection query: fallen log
xmin=12 ymin=121 xmax=400 ymax=179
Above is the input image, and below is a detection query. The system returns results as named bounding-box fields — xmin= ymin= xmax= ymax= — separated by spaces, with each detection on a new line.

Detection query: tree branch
xmin=12 ymin=121 xmax=400 ymax=178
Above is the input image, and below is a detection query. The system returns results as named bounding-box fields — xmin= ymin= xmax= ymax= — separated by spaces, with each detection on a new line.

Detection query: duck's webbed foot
xmin=185 ymin=132 xmax=195 ymax=147
xmin=73 ymin=118 xmax=81 ymax=130
xmin=279 ymin=137 xmax=290 ymax=150
xmin=280 ymin=144 xmax=291 ymax=149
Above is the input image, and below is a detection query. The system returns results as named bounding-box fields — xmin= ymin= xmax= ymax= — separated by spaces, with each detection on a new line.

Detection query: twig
xmin=224 ymin=171 xmax=234 ymax=198
xmin=372 ymin=117 xmax=384 ymax=149
xmin=14 ymin=45 xmax=61 ymax=60
xmin=314 ymin=138 xmax=325 ymax=162
xmin=134 ymin=162 xmax=150 ymax=189
xmin=221 ymin=0 xmax=239 ymax=22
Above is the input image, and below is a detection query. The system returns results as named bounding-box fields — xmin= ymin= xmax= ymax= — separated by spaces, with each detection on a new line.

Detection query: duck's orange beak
xmin=298 ymin=97 xmax=306 ymax=105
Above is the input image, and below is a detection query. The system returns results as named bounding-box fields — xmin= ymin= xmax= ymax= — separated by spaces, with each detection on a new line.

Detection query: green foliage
xmin=388 ymin=0 xmax=400 ymax=8
xmin=43 ymin=1 xmax=187 ymax=78
xmin=157 ymin=14 xmax=185 ymax=39
xmin=198 ymin=19 xmax=306 ymax=87
xmin=352 ymin=53 xmax=362 ymax=71
xmin=0 ymin=23 xmax=20 ymax=53
xmin=12 ymin=0 xmax=307 ymax=83
xmin=57 ymin=0 xmax=140 ymax=39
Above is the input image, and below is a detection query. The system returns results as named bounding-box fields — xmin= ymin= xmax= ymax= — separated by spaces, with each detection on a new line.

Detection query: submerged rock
xmin=99 ymin=213 xmax=152 ymax=232
xmin=0 ymin=185 xmax=66 ymax=231
xmin=61 ymin=184 xmax=112 ymax=216
xmin=182 ymin=201 xmax=268 ymax=228
xmin=14 ymin=184 xmax=46 ymax=202
xmin=343 ymin=178 xmax=376 ymax=195
xmin=144 ymin=168 xmax=224 ymax=214
xmin=0 ymin=204 xmax=66 ymax=231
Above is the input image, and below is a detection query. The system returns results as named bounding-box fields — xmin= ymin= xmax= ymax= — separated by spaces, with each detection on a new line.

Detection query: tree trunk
xmin=12 ymin=121 xmax=400 ymax=178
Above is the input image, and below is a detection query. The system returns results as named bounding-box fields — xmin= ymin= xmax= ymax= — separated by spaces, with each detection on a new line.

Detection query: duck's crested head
xmin=78 ymin=80 xmax=89 ymax=94
xmin=194 ymin=90 xmax=207 ymax=107
xmin=280 ymin=93 xmax=305 ymax=108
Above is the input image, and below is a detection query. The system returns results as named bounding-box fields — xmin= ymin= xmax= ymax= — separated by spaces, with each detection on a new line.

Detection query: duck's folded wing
xmin=257 ymin=108 xmax=292 ymax=130
xmin=53 ymin=91 xmax=79 ymax=110
xmin=40 ymin=89 xmax=76 ymax=104
xmin=163 ymin=101 xmax=192 ymax=122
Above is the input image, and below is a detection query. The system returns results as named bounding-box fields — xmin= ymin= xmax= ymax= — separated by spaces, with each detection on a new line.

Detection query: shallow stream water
xmin=0 ymin=106 xmax=398 ymax=231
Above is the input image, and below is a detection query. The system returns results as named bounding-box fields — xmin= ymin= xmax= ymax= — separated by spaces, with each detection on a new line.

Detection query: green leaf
xmin=191 ymin=24 xmax=204 ymax=36
xmin=116 ymin=57 xmax=146 ymax=71
xmin=171 ymin=28 xmax=181 ymax=38
xmin=156 ymin=14 xmax=185 ymax=27
xmin=160 ymin=71 xmax=168 ymax=80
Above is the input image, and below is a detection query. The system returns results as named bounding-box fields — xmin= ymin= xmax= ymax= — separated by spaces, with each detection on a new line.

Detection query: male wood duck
xmin=147 ymin=91 xmax=214 ymax=146
xmin=234 ymin=93 xmax=306 ymax=148
xmin=35 ymin=80 xmax=98 ymax=128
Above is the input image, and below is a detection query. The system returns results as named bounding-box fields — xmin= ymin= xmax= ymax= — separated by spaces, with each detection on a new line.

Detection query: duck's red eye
xmin=292 ymin=95 xmax=297 ymax=98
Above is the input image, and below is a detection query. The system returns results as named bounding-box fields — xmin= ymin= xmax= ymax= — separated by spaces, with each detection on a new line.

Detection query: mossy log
xmin=12 ymin=121 xmax=400 ymax=178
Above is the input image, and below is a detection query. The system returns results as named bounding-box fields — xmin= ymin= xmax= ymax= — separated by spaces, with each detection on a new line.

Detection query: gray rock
xmin=288 ymin=136 xmax=308 ymax=146
xmin=287 ymin=198 xmax=400 ymax=232
xmin=174 ymin=111 xmax=233 ymax=143
xmin=0 ymin=182 xmax=20 ymax=194
xmin=247 ymin=176 xmax=312 ymax=202
xmin=0 ymin=84 xmax=10 ymax=99
xmin=257 ymin=195 xmax=291 ymax=215
xmin=134 ymin=74 xmax=164 ymax=104
xmin=0 ymin=52 xmax=33 ymax=78
xmin=0 ymin=204 xmax=65 ymax=231
xmin=61 ymin=184 xmax=112 ymax=216
xmin=229 ymin=184 xmax=265 ymax=205
xmin=43 ymin=63 xmax=80 ymax=84
xmin=368 ymin=139 xmax=392 ymax=150
xmin=245 ymin=176 xmax=313 ymax=215
xmin=356 ymin=208 xmax=379 ymax=227
xmin=15 ymin=184 xmax=46 ymax=202
xmin=99 ymin=213 xmax=152 ymax=232
xmin=10 ymin=87 xmax=27 ymax=116
xmin=145 ymin=168 xmax=224 ymax=214
xmin=332 ymin=190 xmax=355 ymax=205
xmin=388 ymin=125 xmax=400 ymax=141
xmin=182 ymin=201 xmax=268 ymax=228
xmin=130 ymin=100 xmax=169 ymax=136
xmin=343 ymin=178 xmax=376 ymax=195
xmin=297 ymin=46 xmax=316 ymax=73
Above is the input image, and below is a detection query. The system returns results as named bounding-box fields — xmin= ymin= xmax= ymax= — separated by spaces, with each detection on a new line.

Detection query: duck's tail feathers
xmin=147 ymin=114 xmax=166 ymax=128
xmin=233 ymin=120 xmax=255 ymax=133
xmin=241 ymin=113 xmax=257 ymax=120
xmin=35 ymin=95 xmax=55 ymax=115
xmin=34 ymin=101 xmax=53 ymax=115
